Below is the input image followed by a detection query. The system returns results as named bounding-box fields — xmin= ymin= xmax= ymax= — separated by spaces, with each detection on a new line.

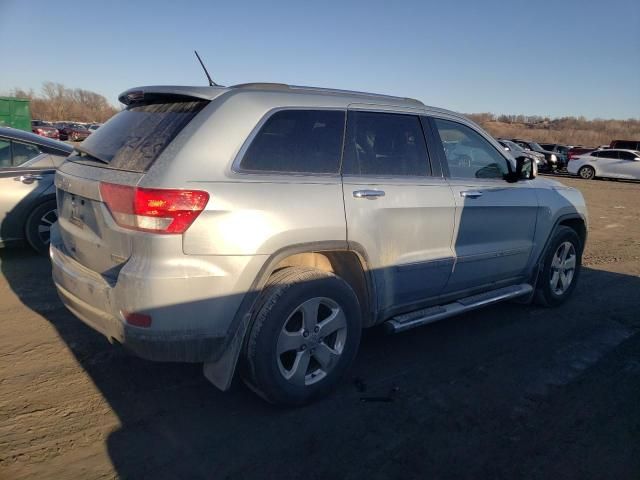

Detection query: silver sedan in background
xmin=0 ymin=127 xmax=73 ymax=253
xmin=568 ymin=149 xmax=640 ymax=180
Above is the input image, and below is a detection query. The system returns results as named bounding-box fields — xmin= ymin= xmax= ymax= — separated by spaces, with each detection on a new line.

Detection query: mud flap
xmin=202 ymin=312 xmax=252 ymax=390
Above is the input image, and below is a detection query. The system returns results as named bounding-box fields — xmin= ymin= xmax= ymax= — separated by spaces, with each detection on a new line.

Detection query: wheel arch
xmin=203 ymin=241 xmax=376 ymax=391
xmin=529 ymin=213 xmax=587 ymax=290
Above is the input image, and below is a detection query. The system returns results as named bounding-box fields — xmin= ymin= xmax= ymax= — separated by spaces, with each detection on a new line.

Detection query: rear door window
xmin=597 ymin=150 xmax=620 ymax=159
xmin=240 ymin=109 xmax=345 ymax=174
xmin=618 ymin=151 xmax=636 ymax=160
xmin=70 ymin=100 xmax=208 ymax=172
xmin=342 ymin=111 xmax=429 ymax=176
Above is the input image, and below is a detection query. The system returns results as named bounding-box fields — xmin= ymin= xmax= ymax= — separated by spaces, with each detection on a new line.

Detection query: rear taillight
xmin=99 ymin=183 xmax=209 ymax=234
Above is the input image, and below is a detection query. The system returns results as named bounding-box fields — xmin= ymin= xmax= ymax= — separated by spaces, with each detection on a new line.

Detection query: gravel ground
xmin=1 ymin=176 xmax=639 ymax=479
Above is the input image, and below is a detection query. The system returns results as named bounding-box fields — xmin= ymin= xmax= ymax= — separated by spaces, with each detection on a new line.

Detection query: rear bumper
xmin=54 ymin=280 xmax=225 ymax=362
xmin=50 ymin=232 xmax=265 ymax=363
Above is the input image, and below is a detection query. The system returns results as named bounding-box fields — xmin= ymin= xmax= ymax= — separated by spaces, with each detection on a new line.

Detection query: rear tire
xmin=25 ymin=200 xmax=57 ymax=255
xmin=242 ymin=266 xmax=361 ymax=405
xmin=578 ymin=165 xmax=595 ymax=180
xmin=535 ymin=226 xmax=582 ymax=307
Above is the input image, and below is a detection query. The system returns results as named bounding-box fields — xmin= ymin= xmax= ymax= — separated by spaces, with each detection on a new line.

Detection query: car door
xmin=0 ymin=139 xmax=55 ymax=244
xmin=342 ymin=108 xmax=456 ymax=316
xmin=592 ymin=150 xmax=619 ymax=177
xmin=610 ymin=150 xmax=640 ymax=179
xmin=429 ymin=117 xmax=539 ymax=294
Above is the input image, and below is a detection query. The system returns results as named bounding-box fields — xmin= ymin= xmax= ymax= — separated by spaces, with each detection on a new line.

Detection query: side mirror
xmin=506 ymin=156 xmax=536 ymax=182
xmin=516 ymin=155 xmax=536 ymax=180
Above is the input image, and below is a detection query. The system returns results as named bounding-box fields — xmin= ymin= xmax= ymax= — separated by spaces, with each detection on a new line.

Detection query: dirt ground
xmin=1 ymin=176 xmax=639 ymax=479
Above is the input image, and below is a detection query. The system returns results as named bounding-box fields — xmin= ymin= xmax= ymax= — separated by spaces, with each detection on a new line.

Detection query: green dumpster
xmin=0 ymin=97 xmax=32 ymax=132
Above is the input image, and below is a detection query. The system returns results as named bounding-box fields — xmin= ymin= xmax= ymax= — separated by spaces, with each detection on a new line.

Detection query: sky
xmin=0 ymin=0 xmax=638 ymax=119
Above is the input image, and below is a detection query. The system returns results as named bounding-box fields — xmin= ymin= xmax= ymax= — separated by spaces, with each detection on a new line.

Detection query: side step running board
xmin=385 ymin=284 xmax=533 ymax=333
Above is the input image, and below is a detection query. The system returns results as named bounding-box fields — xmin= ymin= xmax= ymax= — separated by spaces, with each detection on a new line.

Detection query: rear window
xmin=71 ymin=100 xmax=207 ymax=172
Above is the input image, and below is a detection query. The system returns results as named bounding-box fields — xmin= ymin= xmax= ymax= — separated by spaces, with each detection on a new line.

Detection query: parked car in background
xmin=0 ymin=126 xmax=73 ymax=253
xmin=506 ymin=139 xmax=552 ymax=171
xmin=609 ymin=139 xmax=640 ymax=151
xmin=511 ymin=139 xmax=563 ymax=170
xmin=51 ymin=82 xmax=587 ymax=405
xmin=567 ymin=146 xmax=595 ymax=162
xmin=31 ymin=120 xmax=60 ymax=139
xmin=539 ymin=143 xmax=569 ymax=165
xmin=57 ymin=123 xmax=91 ymax=142
xmin=497 ymin=139 xmax=543 ymax=167
xmin=568 ymin=149 xmax=640 ymax=180
xmin=87 ymin=123 xmax=102 ymax=133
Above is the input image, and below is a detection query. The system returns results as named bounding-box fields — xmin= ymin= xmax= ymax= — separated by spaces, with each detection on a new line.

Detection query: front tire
xmin=25 ymin=200 xmax=57 ymax=255
xmin=535 ymin=226 xmax=582 ymax=307
xmin=242 ymin=267 xmax=362 ymax=405
xmin=578 ymin=165 xmax=595 ymax=180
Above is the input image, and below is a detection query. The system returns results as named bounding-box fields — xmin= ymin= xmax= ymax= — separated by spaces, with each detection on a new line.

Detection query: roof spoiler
xmin=118 ymin=85 xmax=226 ymax=105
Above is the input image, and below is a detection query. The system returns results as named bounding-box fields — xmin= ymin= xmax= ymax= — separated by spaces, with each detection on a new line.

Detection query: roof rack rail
xmin=229 ymin=82 xmax=424 ymax=106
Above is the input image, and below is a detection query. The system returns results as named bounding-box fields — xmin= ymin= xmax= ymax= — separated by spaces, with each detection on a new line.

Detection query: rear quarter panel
xmin=143 ymin=90 xmax=350 ymax=256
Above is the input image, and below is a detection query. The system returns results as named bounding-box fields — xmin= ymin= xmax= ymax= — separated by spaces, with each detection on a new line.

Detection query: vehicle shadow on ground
xmin=2 ymin=248 xmax=640 ymax=479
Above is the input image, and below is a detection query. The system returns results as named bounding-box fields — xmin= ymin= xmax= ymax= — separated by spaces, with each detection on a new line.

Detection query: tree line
xmin=466 ymin=112 xmax=640 ymax=146
xmin=10 ymin=82 xmax=119 ymax=123
xmin=6 ymin=83 xmax=639 ymax=145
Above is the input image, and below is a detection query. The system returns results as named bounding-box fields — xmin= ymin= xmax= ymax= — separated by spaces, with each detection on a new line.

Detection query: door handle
xmin=353 ymin=189 xmax=385 ymax=199
xmin=460 ymin=190 xmax=483 ymax=199
xmin=17 ymin=174 xmax=44 ymax=184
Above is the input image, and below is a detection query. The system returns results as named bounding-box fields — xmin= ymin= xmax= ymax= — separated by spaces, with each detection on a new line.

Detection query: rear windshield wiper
xmin=73 ymin=145 xmax=110 ymax=165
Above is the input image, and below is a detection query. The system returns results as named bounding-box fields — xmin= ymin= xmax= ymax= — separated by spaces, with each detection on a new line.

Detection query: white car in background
xmin=568 ymin=149 xmax=640 ymax=180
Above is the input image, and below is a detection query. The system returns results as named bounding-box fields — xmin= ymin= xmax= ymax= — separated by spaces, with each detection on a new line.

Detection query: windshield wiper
xmin=73 ymin=145 xmax=110 ymax=165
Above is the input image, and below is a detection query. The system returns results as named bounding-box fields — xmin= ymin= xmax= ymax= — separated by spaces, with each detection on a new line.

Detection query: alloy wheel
xmin=549 ymin=241 xmax=576 ymax=295
xmin=38 ymin=208 xmax=57 ymax=246
xmin=579 ymin=166 xmax=594 ymax=179
xmin=276 ymin=297 xmax=347 ymax=386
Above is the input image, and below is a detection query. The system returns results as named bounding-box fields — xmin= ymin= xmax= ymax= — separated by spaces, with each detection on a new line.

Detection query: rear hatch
xmin=55 ymin=94 xmax=211 ymax=277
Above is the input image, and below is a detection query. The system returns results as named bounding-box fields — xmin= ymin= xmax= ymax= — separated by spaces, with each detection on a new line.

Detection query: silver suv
xmin=51 ymin=83 xmax=588 ymax=405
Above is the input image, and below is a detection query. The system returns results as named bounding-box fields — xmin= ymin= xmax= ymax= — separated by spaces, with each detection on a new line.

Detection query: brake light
xmin=99 ymin=183 xmax=209 ymax=234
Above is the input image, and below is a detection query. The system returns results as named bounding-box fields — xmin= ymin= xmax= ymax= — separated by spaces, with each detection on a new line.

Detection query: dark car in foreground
xmin=32 ymin=120 xmax=60 ymax=140
xmin=0 ymin=127 xmax=73 ymax=253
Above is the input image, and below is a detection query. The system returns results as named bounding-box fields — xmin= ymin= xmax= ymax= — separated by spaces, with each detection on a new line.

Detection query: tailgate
xmin=55 ymin=162 xmax=143 ymax=276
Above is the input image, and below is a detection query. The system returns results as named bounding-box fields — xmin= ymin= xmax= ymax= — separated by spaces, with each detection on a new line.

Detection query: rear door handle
xmin=460 ymin=190 xmax=483 ymax=199
xmin=353 ymin=189 xmax=385 ymax=199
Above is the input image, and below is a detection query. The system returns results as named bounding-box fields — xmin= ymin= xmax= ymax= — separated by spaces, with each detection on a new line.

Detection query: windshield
xmin=71 ymin=99 xmax=208 ymax=172
xmin=529 ymin=142 xmax=544 ymax=151
xmin=504 ymin=140 xmax=524 ymax=153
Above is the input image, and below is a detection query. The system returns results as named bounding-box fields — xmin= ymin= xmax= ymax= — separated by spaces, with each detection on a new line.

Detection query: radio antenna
xmin=194 ymin=50 xmax=220 ymax=87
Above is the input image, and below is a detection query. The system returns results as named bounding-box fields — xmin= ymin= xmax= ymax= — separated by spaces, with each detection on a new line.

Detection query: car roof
xmin=592 ymin=149 xmax=639 ymax=154
xmin=117 ymin=83 xmax=467 ymax=120
xmin=0 ymin=126 xmax=73 ymax=154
